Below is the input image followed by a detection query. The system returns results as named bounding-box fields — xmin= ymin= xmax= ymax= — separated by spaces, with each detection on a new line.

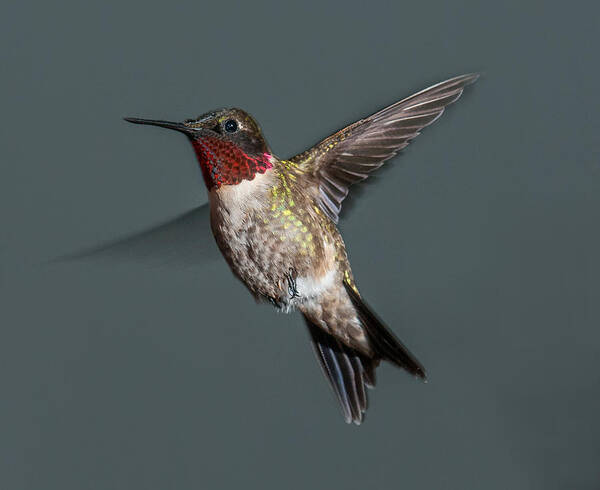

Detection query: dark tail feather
xmin=304 ymin=317 xmax=377 ymax=425
xmin=344 ymin=281 xmax=427 ymax=380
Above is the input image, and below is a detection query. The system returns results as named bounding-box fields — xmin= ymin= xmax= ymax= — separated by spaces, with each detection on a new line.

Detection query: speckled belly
xmin=210 ymin=203 xmax=339 ymax=310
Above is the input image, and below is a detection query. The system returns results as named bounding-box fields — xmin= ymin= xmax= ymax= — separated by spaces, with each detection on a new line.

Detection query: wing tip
xmin=445 ymin=72 xmax=480 ymax=88
xmin=458 ymin=72 xmax=481 ymax=83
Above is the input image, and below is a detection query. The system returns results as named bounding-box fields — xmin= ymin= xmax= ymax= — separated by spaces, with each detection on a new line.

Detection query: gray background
xmin=2 ymin=1 xmax=599 ymax=489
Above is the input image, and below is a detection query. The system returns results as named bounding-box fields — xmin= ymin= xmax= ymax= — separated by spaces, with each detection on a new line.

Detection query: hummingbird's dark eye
xmin=224 ymin=119 xmax=238 ymax=133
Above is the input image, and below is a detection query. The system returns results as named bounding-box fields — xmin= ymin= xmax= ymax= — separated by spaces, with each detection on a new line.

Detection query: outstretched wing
xmin=291 ymin=73 xmax=479 ymax=223
xmin=50 ymin=204 xmax=221 ymax=269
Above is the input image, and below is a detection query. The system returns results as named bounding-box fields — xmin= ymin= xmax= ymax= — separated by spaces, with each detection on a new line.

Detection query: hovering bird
xmin=124 ymin=73 xmax=479 ymax=424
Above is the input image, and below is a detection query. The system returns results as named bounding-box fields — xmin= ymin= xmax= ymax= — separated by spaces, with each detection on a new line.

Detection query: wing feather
xmin=291 ymin=73 xmax=479 ymax=223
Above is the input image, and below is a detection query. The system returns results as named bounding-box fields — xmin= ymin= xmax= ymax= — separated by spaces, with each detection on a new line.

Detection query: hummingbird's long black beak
xmin=123 ymin=117 xmax=192 ymax=134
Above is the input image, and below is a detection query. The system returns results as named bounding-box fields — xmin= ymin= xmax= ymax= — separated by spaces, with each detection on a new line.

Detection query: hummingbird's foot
xmin=285 ymin=267 xmax=300 ymax=299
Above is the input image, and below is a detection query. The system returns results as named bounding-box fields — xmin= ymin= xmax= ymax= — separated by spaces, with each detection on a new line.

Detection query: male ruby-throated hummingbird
xmin=125 ymin=73 xmax=478 ymax=424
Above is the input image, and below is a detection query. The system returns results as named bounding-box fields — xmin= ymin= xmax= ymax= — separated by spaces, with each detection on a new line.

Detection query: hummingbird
xmin=124 ymin=73 xmax=479 ymax=424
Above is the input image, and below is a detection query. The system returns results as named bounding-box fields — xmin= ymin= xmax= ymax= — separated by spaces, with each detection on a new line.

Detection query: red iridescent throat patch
xmin=192 ymin=136 xmax=273 ymax=189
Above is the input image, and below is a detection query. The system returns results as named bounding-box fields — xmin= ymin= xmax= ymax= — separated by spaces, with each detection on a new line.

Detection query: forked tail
xmin=343 ymin=281 xmax=426 ymax=380
xmin=305 ymin=281 xmax=425 ymax=424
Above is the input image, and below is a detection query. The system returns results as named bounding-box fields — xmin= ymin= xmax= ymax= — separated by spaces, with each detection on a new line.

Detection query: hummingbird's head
xmin=125 ymin=108 xmax=273 ymax=190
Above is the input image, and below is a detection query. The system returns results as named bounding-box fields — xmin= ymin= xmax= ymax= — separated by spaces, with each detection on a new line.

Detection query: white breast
xmin=209 ymin=171 xmax=274 ymax=227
